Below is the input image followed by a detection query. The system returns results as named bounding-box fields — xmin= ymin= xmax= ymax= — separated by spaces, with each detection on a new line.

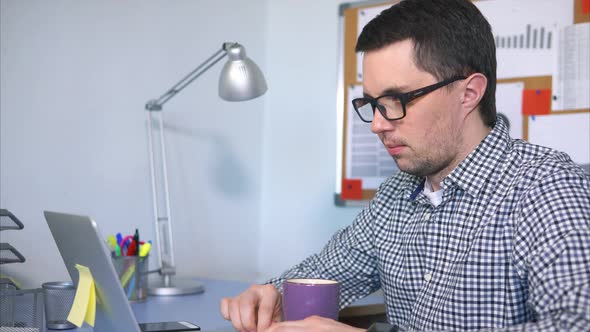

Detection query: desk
xmin=75 ymin=278 xmax=384 ymax=332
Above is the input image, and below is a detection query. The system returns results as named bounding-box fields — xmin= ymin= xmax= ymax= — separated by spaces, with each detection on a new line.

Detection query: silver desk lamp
xmin=145 ymin=42 xmax=267 ymax=295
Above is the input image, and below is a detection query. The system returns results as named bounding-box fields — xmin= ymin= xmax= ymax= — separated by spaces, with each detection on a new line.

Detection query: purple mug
xmin=282 ymin=278 xmax=340 ymax=321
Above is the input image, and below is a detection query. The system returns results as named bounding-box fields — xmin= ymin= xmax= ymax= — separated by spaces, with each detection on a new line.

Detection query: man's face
xmin=362 ymin=39 xmax=466 ymax=179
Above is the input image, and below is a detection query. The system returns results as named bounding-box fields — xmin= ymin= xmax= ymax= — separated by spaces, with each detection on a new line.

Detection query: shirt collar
xmin=443 ymin=116 xmax=510 ymax=197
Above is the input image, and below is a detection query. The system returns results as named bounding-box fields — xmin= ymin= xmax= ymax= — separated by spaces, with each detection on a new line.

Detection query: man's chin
xmin=392 ymin=158 xmax=411 ymax=174
xmin=394 ymin=159 xmax=428 ymax=177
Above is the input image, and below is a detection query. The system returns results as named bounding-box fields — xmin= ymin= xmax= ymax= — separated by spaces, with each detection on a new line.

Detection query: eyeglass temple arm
xmin=403 ymin=76 xmax=466 ymax=101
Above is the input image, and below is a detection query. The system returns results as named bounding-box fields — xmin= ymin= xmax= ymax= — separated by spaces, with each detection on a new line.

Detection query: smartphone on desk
xmin=139 ymin=321 xmax=200 ymax=332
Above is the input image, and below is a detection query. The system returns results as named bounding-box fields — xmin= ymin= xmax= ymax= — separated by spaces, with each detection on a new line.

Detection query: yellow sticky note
xmin=87 ymin=276 xmax=96 ymax=326
xmin=67 ymin=264 xmax=96 ymax=327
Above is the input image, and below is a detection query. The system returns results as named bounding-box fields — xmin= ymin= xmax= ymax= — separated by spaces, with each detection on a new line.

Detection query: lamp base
xmin=148 ymin=275 xmax=205 ymax=296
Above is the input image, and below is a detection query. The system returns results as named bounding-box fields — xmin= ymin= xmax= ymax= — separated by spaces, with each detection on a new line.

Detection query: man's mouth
xmin=386 ymin=145 xmax=406 ymax=156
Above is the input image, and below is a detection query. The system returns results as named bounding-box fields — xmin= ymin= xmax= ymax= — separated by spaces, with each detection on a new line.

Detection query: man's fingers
xmin=220 ymin=297 xmax=230 ymax=320
xmin=219 ymin=284 xmax=282 ymax=332
xmin=239 ymin=294 xmax=258 ymax=332
xmin=257 ymin=290 xmax=280 ymax=331
xmin=227 ymin=297 xmax=245 ymax=331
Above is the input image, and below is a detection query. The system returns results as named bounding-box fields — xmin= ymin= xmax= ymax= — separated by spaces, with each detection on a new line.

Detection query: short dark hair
xmin=356 ymin=0 xmax=497 ymax=127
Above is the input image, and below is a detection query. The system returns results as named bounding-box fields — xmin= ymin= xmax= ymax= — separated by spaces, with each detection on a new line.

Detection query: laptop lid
xmin=44 ymin=211 xmax=141 ymax=332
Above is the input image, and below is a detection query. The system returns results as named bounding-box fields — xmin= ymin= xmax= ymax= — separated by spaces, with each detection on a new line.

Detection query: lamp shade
xmin=218 ymin=43 xmax=268 ymax=101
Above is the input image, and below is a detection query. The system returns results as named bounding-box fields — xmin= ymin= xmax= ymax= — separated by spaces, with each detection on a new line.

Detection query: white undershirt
xmin=423 ymin=179 xmax=444 ymax=207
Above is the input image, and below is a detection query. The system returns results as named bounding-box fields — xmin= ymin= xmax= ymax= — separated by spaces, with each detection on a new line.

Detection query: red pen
xmin=127 ymin=240 xmax=137 ymax=256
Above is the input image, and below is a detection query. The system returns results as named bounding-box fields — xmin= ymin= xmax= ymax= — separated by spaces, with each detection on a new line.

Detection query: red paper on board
xmin=522 ymin=89 xmax=551 ymax=115
xmin=341 ymin=179 xmax=363 ymax=200
xmin=582 ymin=0 xmax=590 ymax=14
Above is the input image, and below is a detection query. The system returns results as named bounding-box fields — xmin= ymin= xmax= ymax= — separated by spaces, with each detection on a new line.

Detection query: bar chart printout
xmin=495 ymin=24 xmax=553 ymax=50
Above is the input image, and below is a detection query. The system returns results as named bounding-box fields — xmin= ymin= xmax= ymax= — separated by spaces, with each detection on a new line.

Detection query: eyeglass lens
xmin=354 ymin=95 xmax=404 ymax=122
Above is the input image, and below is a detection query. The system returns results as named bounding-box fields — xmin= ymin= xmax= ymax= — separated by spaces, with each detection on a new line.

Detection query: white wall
xmin=0 ymin=0 xmax=267 ymax=287
xmin=258 ymin=0 xmax=363 ymax=280
xmin=0 ymin=0 xmax=367 ymax=288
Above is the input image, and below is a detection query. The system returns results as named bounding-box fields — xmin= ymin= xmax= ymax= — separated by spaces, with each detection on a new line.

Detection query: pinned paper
xmin=67 ymin=264 xmax=96 ymax=327
xmin=522 ymin=89 xmax=552 ymax=115
xmin=341 ymin=179 xmax=363 ymax=200
xmin=583 ymin=0 xmax=590 ymax=14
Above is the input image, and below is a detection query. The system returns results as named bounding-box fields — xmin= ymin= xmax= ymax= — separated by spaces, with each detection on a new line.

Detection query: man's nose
xmin=371 ymin=108 xmax=394 ymax=134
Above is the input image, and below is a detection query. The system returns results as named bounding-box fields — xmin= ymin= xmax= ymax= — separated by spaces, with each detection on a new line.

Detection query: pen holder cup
xmin=42 ymin=281 xmax=76 ymax=330
xmin=111 ymin=255 xmax=149 ymax=302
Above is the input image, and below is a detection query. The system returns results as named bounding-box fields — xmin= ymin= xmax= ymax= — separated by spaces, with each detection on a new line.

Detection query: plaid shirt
xmin=269 ymin=119 xmax=590 ymax=331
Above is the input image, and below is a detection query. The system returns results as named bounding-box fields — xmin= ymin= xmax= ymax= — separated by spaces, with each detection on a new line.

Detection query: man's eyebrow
xmin=364 ymin=85 xmax=411 ymax=98
xmin=382 ymin=84 xmax=410 ymax=95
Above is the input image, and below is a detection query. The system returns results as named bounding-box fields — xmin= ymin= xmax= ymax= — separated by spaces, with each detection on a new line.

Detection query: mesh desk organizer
xmin=0 ymin=209 xmax=45 ymax=332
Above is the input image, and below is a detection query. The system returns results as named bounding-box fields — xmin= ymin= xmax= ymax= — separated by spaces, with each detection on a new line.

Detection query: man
xmin=221 ymin=0 xmax=590 ymax=331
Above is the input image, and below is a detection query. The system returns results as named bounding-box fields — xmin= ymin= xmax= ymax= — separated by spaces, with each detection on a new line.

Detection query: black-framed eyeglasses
xmin=351 ymin=76 xmax=466 ymax=123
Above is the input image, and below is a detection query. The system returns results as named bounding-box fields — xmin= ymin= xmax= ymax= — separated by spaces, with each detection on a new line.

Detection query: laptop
xmin=44 ymin=211 xmax=200 ymax=332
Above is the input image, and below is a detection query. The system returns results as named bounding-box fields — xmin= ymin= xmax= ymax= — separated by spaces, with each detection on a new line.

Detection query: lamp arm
xmin=145 ymin=44 xmax=235 ymax=284
xmin=145 ymin=47 xmax=228 ymax=111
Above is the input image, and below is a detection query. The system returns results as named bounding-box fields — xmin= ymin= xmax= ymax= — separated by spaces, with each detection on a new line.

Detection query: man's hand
xmin=263 ymin=315 xmax=365 ymax=332
xmin=220 ymin=284 xmax=282 ymax=332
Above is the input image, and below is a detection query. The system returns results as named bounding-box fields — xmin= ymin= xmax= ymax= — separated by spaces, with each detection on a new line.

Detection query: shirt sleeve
xmin=266 ymin=189 xmax=383 ymax=309
xmin=507 ymin=166 xmax=590 ymax=331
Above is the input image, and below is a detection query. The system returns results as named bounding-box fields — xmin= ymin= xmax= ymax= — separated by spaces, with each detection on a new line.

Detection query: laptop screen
xmin=45 ymin=211 xmax=142 ymax=332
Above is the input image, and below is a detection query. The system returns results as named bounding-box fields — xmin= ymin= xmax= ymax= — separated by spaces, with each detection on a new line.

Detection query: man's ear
xmin=461 ymin=73 xmax=487 ymax=115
